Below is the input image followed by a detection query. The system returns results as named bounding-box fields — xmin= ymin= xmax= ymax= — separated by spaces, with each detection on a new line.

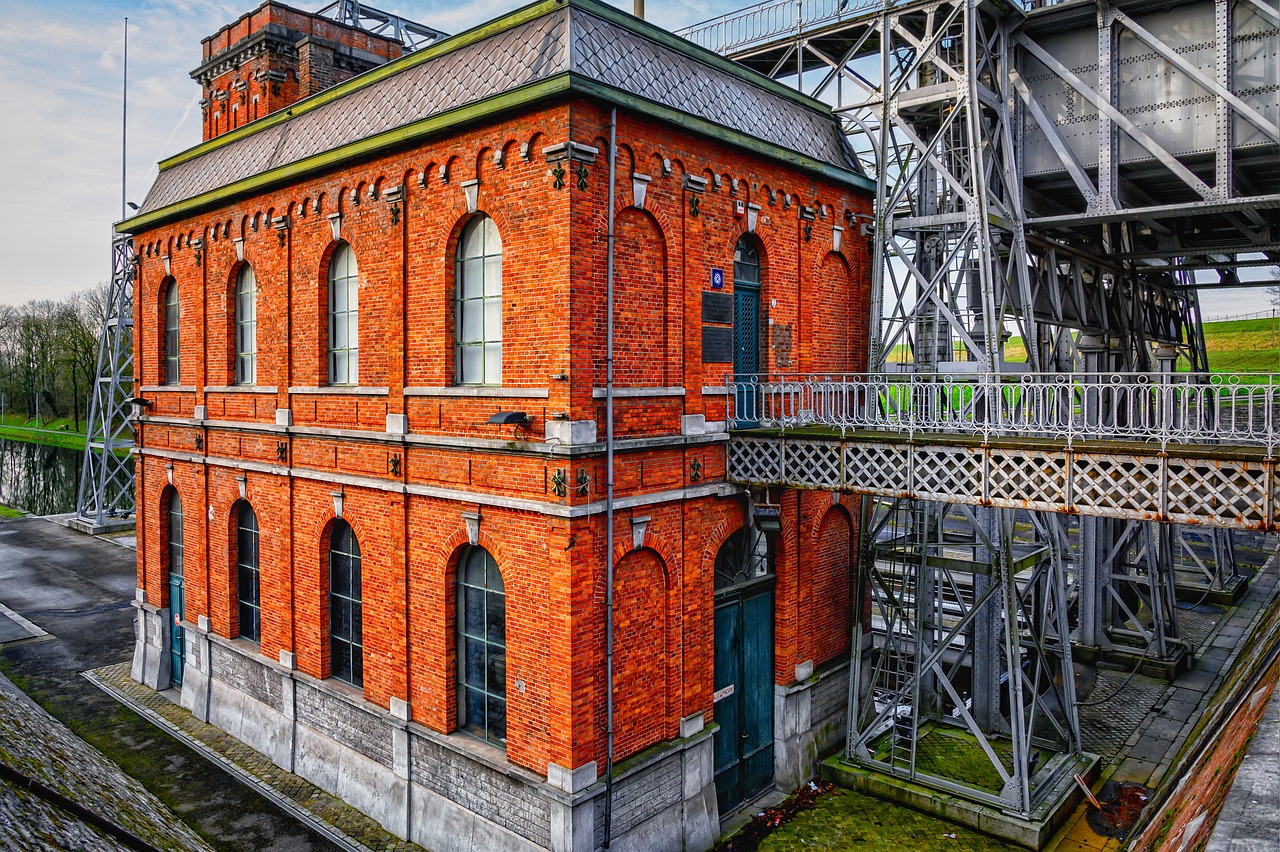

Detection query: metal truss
xmin=682 ymin=0 xmax=1276 ymax=815
xmin=317 ymin=1 xmax=448 ymax=52
xmin=849 ymin=499 xmax=1083 ymax=814
xmin=76 ymin=235 xmax=136 ymax=525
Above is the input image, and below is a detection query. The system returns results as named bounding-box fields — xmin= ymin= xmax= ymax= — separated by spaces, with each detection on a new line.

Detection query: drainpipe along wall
xmin=603 ymin=105 xmax=618 ymax=848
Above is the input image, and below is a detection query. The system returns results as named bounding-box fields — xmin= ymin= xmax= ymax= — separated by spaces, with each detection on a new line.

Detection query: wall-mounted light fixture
xmin=487 ymin=411 xmax=531 ymax=426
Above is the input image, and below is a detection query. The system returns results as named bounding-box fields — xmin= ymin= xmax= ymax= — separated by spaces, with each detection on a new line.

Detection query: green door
xmin=167 ymin=494 xmax=185 ymax=688
xmin=713 ymin=528 xmax=775 ymax=812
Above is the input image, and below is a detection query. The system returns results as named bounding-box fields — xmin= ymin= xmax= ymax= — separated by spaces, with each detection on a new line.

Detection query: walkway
xmin=88 ymin=662 xmax=422 ymax=852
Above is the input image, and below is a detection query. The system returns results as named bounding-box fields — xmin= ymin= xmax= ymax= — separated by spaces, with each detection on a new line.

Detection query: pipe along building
xmin=122 ymin=1 xmax=875 ymax=849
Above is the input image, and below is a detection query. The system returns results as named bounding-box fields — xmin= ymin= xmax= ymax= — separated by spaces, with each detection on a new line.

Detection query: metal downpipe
xmin=603 ymin=106 xmax=618 ymax=848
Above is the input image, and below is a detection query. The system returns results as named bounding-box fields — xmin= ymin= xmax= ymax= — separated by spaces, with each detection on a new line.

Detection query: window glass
xmin=329 ymin=519 xmax=363 ymax=687
xmin=164 ymin=282 xmax=180 ymax=385
xmin=457 ymin=546 xmax=506 ymax=746
xmin=235 ymin=266 xmax=257 ymax=385
xmin=328 ymin=244 xmax=359 ymax=386
xmin=236 ymin=503 xmax=260 ymax=643
xmin=455 ymin=216 xmax=502 ymax=385
xmin=734 ymin=236 xmax=761 ymax=287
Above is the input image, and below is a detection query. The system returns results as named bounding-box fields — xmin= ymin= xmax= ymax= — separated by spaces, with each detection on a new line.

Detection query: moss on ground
xmin=755 ymin=786 xmax=1020 ymax=851
xmin=0 ymin=504 xmax=24 ymax=518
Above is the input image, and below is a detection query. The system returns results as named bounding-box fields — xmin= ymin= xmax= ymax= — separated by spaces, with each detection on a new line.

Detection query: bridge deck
xmin=728 ymin=427 xmax=1275 ymax=530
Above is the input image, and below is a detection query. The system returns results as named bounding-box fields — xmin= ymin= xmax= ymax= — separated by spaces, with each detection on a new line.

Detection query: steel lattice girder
xmin=76 ymin=235 xmax=135 ymax=524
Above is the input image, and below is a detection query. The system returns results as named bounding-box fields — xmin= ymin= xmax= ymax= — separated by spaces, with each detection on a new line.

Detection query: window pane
xmin=463 ymin=587 xmax=485 ymax=637
xmin=459 ymin=345 xmax=482 ymax=384
xmin=483 ymin=216 xmax=501 ymax=253
xmin=464 ymin=687 xmax=486 ymax=729
xmin=460 ymin=301 xmax=483 ymax=343
xmin=332 ymin=310 xmax=348 ymax=349
xmin=484 ymin=298 xmax=502 ymax=342
xmin=483 ymin=256 xmax=502 ymax=297
xmin=461 ymin=220 xmax=485 ymax=258
xmin=484 ymin=345 xmax=501 ymax=384
xmin=331 ymin=555 xmax=349 ymax=596
xmin=350 ymin=603 xmax=362 ymax=644
xmin=461 ymin=258 xmax=484 ymax=299
xmin=332 ymin=600 xmax=350 ymax=640
xmin=464 ymin=640 xmax=485 ymax=689
xmin=487 ymin=693 xmax=507 ymax=744
xmin=350 ymin=648 xmax=363 ymax=687
xmin=463 ymin=551 xmax=486 ymax=586
xmin=486 ymin=595 xmax=505 ymax=645
xmin=486 ymin=559 xmax=504 ymax=592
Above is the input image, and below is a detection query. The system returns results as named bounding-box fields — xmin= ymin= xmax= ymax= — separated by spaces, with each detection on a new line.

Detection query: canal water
xmin=0 ymin=438 xmax=118 ymax=516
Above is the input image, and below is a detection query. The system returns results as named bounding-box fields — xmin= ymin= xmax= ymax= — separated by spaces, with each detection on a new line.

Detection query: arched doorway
xmin=165 ymin=490 xmax=185 ymax=687
xmin=712 ymin=525 xmax=775 ymax=812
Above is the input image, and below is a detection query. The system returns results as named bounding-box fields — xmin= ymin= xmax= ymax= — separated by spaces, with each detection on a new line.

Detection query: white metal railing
xmin=678 ymin=0 xmax=1064 ymax=56
xmin=725 ymin=373 xmax=1280 ymax=452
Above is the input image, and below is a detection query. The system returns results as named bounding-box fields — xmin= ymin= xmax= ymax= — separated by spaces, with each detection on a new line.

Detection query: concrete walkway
xmin=1206 ymin=678 xmax=1280 ymax=851
xmin=89 ymin=662 xmax=423 ymax=852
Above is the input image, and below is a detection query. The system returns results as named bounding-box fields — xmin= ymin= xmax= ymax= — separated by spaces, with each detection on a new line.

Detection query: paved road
xmin=0 ymin=515 xmax=341 ymax=852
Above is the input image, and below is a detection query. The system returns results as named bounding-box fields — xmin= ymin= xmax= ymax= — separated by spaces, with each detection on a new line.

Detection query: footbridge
xmin=726 ymin=373 xmax=1280 ymax=531
xmin=681 ymin=0 xmax=1277 ymax=834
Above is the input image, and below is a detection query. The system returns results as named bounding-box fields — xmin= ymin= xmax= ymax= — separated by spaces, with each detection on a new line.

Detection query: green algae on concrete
xmin=756 ymin=785 xmax=1021 ymax=851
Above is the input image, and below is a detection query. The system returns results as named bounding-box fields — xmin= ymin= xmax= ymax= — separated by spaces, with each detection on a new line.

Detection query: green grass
xmin=889 ymin=318 xmax=1280 ymax=374
xmin=0 ymin=414 xmax=88 ymax=451
xmin=0 ymin=505 xmax=24 ymax=518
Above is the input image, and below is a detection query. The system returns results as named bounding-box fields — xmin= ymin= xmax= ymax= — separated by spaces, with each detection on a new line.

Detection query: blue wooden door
xmin=167 ymin=496 xmax=185 ymax=688
xmin=733 ymin=286 xmax=761 ymax=424
xmin=713 ymin=583 xmax=774 ymax=812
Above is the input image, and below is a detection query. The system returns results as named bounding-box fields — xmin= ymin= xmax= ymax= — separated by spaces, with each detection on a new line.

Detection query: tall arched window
xmin=236 ymin=502 xmax=260 ymax=643
xmin=328 ymin=520 xmax=362 ymax=687
xmin=234 ymin=265 xmax=257 ymax=385
xmin=163 ymin=281 xmax=181 ymax=385
xmin=734 ymin=235 xmax=761 ymax=288
xmin=328 ymin=244 xmax=358 ymax=386
xmin=455 ymin=215 xmax=502 ymax=385
xmin=165 ymin=490 xmax=186 ymax=687
xmin=457 ymin=546 xmax=506 ymax=746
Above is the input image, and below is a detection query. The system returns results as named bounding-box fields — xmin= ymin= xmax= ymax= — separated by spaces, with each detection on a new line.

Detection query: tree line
xmin=0 ymin=284 xmax=112 ymax=432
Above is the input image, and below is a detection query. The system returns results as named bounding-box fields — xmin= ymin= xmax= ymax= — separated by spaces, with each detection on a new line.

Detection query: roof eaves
xmin=118 ymin=74 xmax=574 ymax=234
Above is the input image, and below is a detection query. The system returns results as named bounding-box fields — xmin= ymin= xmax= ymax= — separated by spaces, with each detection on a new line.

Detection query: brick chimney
xmin=192 ymin=2 xmax=406 ymax=141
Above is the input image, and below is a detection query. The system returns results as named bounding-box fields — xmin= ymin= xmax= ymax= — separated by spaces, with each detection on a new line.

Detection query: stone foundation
xmin=774 ymin=658 xmax=851 ymax=791
xmin=139 ymin=620 xmax=718 ymax=852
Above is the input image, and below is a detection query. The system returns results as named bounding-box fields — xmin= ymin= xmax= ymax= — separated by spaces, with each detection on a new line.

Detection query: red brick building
xmin=125 ymin=1 xmax=875 ymax=849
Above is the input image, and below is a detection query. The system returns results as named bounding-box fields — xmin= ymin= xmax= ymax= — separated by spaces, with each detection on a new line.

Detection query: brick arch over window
xmin=613 ymin=546 xmax=674 ymax=760
xmin=814 ymin=252 xmax=854 ymax=373
xmin=611 ymin=207 xmax=667 ymax=387
xmin=805 ymin=504 xmax=854 ymax=666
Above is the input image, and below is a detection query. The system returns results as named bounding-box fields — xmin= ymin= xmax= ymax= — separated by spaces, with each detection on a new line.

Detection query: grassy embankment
xmin=888 ymin=318 xmax=1280 ymax=374
xmin=0 ymin=416 xmax=88 ymax=517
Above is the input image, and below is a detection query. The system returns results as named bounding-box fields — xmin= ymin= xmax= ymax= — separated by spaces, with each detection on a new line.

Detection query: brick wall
xmin=133 ymin=92 xmax=874 ymax=781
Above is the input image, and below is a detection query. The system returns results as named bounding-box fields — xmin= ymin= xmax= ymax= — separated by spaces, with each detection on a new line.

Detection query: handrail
xmin=724 ymin=372 xmax=1280 ymax=453
xmin=677 ymin=0 xmax=1066 ymax=56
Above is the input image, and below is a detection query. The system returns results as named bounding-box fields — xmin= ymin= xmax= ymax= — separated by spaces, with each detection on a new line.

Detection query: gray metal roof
xmin=134 ymin=0 xmax=861 ymax=221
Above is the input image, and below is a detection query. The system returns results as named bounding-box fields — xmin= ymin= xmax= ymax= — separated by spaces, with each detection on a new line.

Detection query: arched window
xmin=236 ymin=502 xmax=260 ymax=643
xmin=328 ymin=519 xmax=362 ymax=687
xmin=163 ymin=281 xmax=181 ymax=385
xmin=234 ymin=265 xmax=257 ymax=385
xmin=455 ymin=215 xmax=502 ymax=385
xmin=457 ymin=546 xmax=506 ymax=746
xmin=328 ymin=244 xmax=358 ymax=386
xmin=165 ymin=490 xmax=186 ymax=687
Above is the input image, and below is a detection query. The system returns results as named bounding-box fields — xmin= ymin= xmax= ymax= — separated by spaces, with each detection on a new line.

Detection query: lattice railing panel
xmin=987 ymin=449 xmax=1070 ymax=512
xmin=1163 ymin=457 xmax=1270 ymax=528
xmin=727 ymin=435 xmax=1276 ymax=531
xmin=844 ymin=442 xmax=910 ymax=495
xmin=912 ymin=446 xmax=984 ymax=504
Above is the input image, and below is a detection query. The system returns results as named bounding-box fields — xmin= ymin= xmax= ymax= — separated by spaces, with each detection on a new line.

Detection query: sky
xmin=0 ymin=0 xmax=1272 ymax=316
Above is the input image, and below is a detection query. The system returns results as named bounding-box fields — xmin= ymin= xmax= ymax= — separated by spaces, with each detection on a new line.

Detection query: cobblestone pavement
xmin=0 ymin=515 xmax=343 ymax=851
xmin=0 ymin=671 xmax=213 ymax=851
xmin=90 ymin=662 xmax=423 ymax=852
